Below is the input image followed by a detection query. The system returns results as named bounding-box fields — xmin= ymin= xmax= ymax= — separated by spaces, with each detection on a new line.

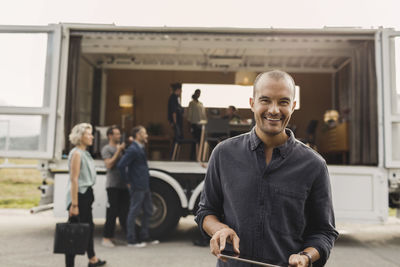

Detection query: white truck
xmin=0 ymin=24 xmax=399 ymax=238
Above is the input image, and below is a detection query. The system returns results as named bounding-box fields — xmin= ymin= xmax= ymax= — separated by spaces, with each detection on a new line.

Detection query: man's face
xmin=136 ymin=128 xmax=148 ymax=144
xmin=250 ymin=77 xmax=296 ymax=137
xmin=110 ymin=128 xmax=121 ymax=143
xmin=175 ymin=88 xmax=182 ymax=95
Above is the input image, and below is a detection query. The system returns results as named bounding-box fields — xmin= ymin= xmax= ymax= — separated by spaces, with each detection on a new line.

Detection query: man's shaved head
xmin=253 ymin=70 xmax=296 ymax=100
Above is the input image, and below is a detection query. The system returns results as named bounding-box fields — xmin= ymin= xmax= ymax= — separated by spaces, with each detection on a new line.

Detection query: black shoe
xmin=88 ymin=259 xmax=106 ymax=267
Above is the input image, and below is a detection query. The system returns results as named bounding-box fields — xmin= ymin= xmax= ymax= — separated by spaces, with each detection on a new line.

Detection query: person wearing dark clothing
xmin=101 ymin=125 xmax=129 ymax=248
xmin=65 ymin=123 xmax=106 ymax=267
xmin=117 ymin=126 xmax=159 ymax=248
xmin=222 ymin=105 xmax=242 ymax=137
xmin=195 ymin=70 xmax=338 ymax=267
xmin=65 ymin=188 xmax=96 ymax=267
xmin=168 ymin=83 xmax=184 ymax=141
xmin=222 ymin=105 xmax=241 ymax=122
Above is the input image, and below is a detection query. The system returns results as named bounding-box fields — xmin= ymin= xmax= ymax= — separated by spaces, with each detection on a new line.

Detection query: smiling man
xmin=195 ymin=70 xmax=338 ymax=267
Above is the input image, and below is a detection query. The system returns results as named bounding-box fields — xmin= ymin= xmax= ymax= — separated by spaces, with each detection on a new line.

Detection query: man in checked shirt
xmin=195 ymin=70 xmax=338 ymax=267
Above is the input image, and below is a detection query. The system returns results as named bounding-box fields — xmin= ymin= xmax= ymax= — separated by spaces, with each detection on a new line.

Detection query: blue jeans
xmin=126 ymin=188 xmax=153 ymax=244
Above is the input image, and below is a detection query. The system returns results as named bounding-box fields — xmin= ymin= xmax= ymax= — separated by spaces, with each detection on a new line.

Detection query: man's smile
xmin=263 ymin=115 xmax=282 ymax=122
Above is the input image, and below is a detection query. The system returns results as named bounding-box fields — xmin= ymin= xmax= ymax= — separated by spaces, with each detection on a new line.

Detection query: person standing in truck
xmin=222 ymin=105 xmax=240 ymax=123
xmin=196 ymin=70 xmax=338 ymax=267
xmin=187 ymin=88 xmax=207 ymax=160
xmin=117 ymin=125 xmax=159 ymax=248
xmin=101 ymin=125 xmax=129 ymax=248
xmin=168 ymin=83 xmax=184 ymax=142
xmin=66 ymin=123 xmax=106 ymax=267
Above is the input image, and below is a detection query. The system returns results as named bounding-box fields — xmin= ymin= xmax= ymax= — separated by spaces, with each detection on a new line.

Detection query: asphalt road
xmin=0 ymin=209 xmax=400 ymax=267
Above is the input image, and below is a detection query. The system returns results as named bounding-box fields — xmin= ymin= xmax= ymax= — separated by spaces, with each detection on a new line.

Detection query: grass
xmin=0 ymin=159 xmax=43 ymax=209
xmin=389 ymin=208 xmax=398 ymax=217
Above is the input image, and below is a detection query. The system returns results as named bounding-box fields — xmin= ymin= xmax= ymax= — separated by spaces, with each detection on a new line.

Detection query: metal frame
xmin=0 ymin=25 xmax=62 ymax=159
xmin=375 ymin=31 xmax=385 ymax=169
xmin=0 ymin=120 xmax=10 ymax=151
xmin=68 ymin=24 xmax=373 ymax=74
xmin=48 ymin=24 xmax=382 ymax=160
xmin=381 ymin=30 xmax=400 ymax=168
xmin=53 ymin=25 xmax=70 ymax=160
xmin=46 ymin=24 xmax=392 ymax=225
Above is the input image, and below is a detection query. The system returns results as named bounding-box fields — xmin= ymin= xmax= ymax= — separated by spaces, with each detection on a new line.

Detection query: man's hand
xmin=288 ymin=254 xmax=309 ymax=267
xmin=210 ymin=228 xmax=240 ymax=261
xmin=117 ymin=142 xmax=126 ymax=151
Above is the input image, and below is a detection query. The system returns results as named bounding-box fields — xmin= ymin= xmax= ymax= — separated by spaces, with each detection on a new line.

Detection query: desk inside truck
xmin=146 ymin=135 xmax=171 ymax=160
xmin=320 ymin=122 xmax=349 ymax=164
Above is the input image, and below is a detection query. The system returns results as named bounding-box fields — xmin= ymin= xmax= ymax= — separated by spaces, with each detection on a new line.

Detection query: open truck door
xmin=381 ymin=30 xmax=400 ymax=168
xmin=381 ymin=29 xmax=400 ymax=208
xmin=0 ymin=25 xmax=62 ymax=160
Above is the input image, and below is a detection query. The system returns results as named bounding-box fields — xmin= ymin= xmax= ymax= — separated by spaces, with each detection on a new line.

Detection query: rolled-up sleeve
xmin=303 ymin=164 xmax=339 ymax=267
xmin=195 ymin=146 xmax=224 ymax=238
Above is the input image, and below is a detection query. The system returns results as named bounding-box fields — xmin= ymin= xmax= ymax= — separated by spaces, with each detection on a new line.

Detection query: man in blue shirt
xmin=195 ymin=70 xmax=338 ymax=267
xmin=118 ymin=126 xmax=159 ymax=247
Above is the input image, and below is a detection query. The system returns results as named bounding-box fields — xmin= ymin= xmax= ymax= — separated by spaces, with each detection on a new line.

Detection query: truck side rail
xmin=188 ymin=180 xmax=204 ymax=211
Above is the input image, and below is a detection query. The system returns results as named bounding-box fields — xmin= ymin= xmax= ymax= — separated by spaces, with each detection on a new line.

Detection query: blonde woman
xmin=187 ymin=89 xmax=207 ymax=159
xmin=66 ymin=123 xmax=106 ymax=267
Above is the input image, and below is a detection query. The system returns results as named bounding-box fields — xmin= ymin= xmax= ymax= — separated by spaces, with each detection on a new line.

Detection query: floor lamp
xmin=119 ymin=94 xmax=133 ymax=132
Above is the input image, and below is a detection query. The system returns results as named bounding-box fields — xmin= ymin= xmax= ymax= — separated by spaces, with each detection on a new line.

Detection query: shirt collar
xmin=134 ymin=140 xmax=145 ymax=149
xmin=250 ymin=127 xmax=296 ymax=158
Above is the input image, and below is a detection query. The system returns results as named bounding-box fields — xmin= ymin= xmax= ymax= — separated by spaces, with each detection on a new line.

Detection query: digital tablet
xmin=218 ymin=253 xmax=284 ymax=267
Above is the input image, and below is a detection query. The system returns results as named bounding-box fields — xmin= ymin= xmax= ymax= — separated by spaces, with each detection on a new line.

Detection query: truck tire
xmin=147 ymin=179 xmax=182 ymax=238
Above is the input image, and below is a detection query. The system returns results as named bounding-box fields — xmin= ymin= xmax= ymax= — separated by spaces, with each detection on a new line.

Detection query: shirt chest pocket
xmin=269 ymin=186 xmax=307 ymax=237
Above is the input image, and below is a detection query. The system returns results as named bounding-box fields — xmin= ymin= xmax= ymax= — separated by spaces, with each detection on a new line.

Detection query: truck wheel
xmin=147 ymin=179 xmax=182 ymax=238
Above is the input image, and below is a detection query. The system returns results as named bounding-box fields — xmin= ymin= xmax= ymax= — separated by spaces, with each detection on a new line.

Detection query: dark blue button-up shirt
xmin=117 ymin=141 xmax=150 ymax=190
xmin=195 ymin=128 xmax=338 ymax=267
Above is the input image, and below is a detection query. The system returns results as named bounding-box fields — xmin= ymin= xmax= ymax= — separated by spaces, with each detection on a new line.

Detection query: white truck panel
xmin=52 ymin=161 xmax=390 ymax=223
xmin=329 ymin=166 xmax=388 ymax=223
xmin=148 ymin=161 xmax=207 ymax=174
xmin=53 ymin=173 xmax=107 ymax=218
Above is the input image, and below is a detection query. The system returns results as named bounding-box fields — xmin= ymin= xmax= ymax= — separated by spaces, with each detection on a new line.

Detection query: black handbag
xmin=53 ymin=217 xmax=90 ymax=255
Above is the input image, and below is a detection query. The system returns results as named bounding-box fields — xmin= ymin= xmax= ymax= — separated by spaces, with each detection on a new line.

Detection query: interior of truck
xmin=64 ymin=28 xmax=379 ymax=165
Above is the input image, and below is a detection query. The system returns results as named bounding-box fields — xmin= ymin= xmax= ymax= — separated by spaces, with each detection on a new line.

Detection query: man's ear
xmin=250 ymin=97 xmax=254 ymax=112
xmin=291 ymin=100 xmax=297 ymax=113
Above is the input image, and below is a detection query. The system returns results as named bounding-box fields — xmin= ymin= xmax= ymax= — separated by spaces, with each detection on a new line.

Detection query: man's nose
xmin=268 ymin=102 xmax=279 ymax=114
